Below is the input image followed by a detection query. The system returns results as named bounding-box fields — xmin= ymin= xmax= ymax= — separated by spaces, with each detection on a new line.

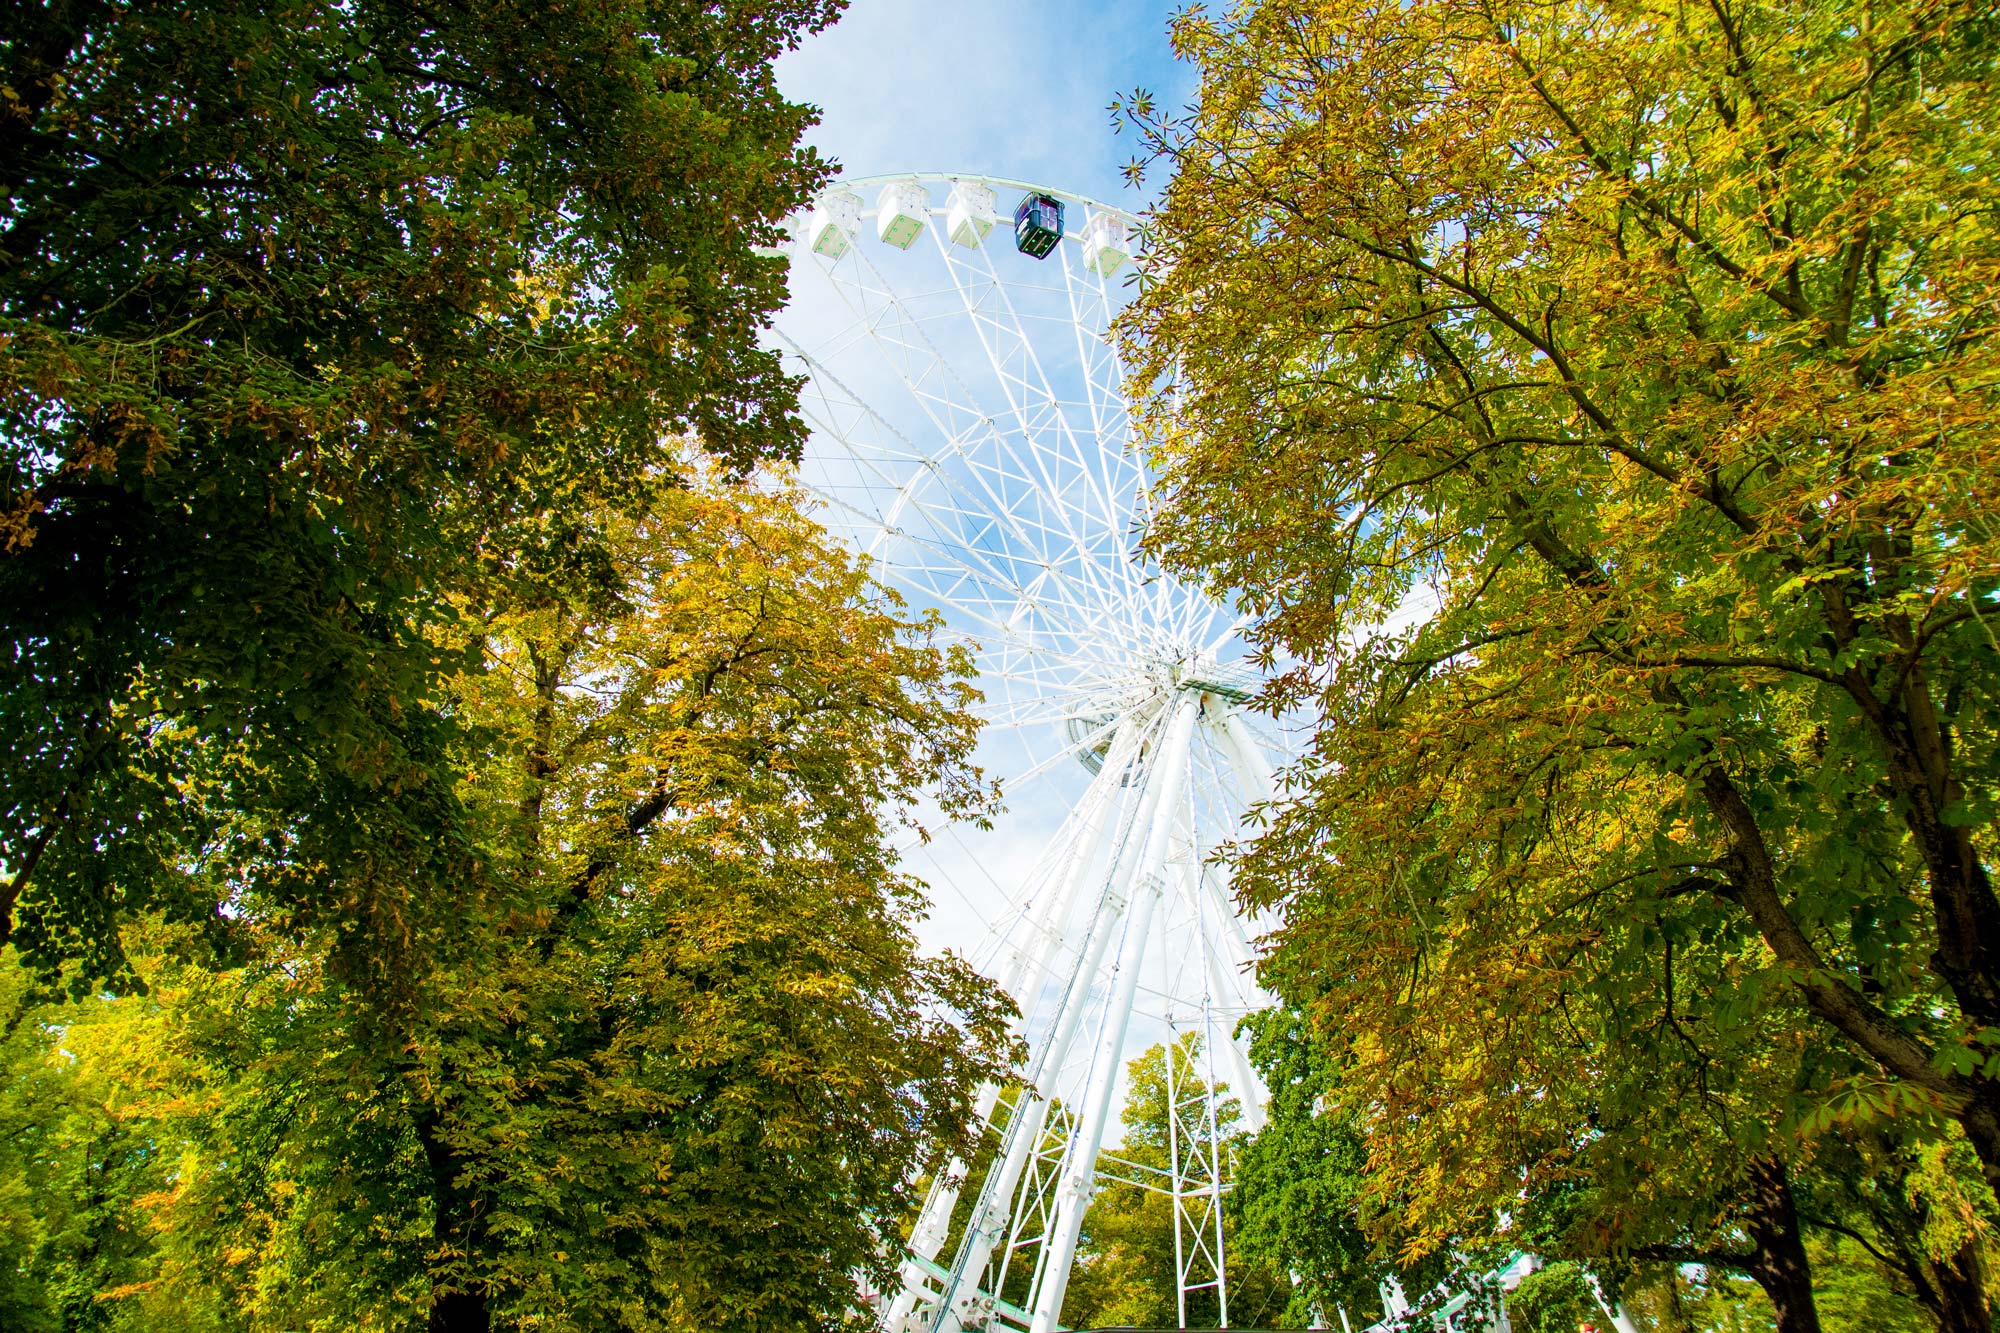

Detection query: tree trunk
xmin=1661 ymin=1269 xmax=1699 ymax=1333
xmin=1742 ymin=1158 xmax=1823 ymax=1333
xmin=412 ymin=1103 xmax=492 ymax=1333
xmin=1925 ymin=1236 xmax=1990 ymax=1333
xmin=1956 ymin=1094 xmax=2000 ymax=1200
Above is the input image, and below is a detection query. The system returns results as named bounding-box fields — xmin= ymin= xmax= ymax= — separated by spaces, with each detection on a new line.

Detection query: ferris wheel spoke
xmin=963 ymin=694 xmax=1088 ymax=732
xmin=1055 ymin=247 xmax=1134 ymax=506
xmin=786 ymin=337 xmax=1150 ymax=653
xmin=933 ymin=612 xmax=1141 ymax=697
xmin=792 ymin=430 xmax=1144 ymax=663
xmin=1051 ymin=240 xmax=1159 ymax=617
xmin=959 ymin=662 xmax=1104 ymax=704
xmin=864 ymin=231 xmax=1141 ymax=630
xmin=928 ymin=227 xmax=1154 ymax=629
xmin=985 ymin=714 xmax=1127 ymax=795
xmin=798 ymin=245 xmax=1123 ymax=635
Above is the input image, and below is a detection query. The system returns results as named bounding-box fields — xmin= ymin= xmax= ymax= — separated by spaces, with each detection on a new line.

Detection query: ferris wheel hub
xmin=1059 ymin=650 xmax=1262 ymax=774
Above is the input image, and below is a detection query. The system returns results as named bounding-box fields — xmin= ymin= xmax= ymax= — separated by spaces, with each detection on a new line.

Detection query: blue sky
xmin=776 ymin=0 xmax=1194 ymax=210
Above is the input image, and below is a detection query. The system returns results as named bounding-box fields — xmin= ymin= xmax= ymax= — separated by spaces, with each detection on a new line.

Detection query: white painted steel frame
xmin=773 ymin=173 xmax=1286 ymax=1333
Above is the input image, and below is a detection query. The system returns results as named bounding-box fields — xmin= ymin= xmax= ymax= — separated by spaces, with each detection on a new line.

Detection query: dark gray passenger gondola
xmin=1013 ymin=192 xmax=1064 ymax=259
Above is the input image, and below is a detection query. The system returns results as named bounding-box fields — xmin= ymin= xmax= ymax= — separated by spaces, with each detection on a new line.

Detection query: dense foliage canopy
xmin=1 ymin=0 xmax=838 ymax=988
xmin=0 ymin=472 xmax=1013 ymax=1332
xmin=1119 ymin=0 xmax=2000 ymax=1327
xmin=1 ymin=3 xmax=1032 ymax=1329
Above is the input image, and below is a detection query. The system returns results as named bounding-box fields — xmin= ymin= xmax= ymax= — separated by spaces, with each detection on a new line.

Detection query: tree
xmin=1228 ymin=1008 xmax=1423 ymax=1331
xmin=1791 ymin=1130 xmax=1993 ymax=1332
xmin=1228 ymin=984 xmax=1830 ymax=1331
xmin=1229 ymin=998 xmax=1974 ymax=1332
xmin=1507 ymin=1262 xmax=1604 ymax=1333
xmin=1214 ymin=732 xmax=1847 ymax=1326
xmin=1117 ymin=0 xmax=2000 ymax=1265
xmin=0 ymin=471 xmax=1014 ymax=1332
xmin=0 ymin=958 xmax=167 ymax=1331
xmin=1 ymin=0 xmax=840 ymax=989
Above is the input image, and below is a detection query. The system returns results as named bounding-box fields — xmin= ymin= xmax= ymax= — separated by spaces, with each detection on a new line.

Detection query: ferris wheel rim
xmin=775 ymin=178 xmax=1273 ymax=778
xmin=825 ymin=171 xmax=1148 ymax=235
xmin=780 ymin=327 xmax=1159 ymax=657
xmin=778 ymin=173 xmax=1247 ymax=716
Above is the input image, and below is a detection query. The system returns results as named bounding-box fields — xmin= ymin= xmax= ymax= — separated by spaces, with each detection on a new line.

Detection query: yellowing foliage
xmin=1120 ymin=0 xmax=2000 ymax=1324
xmin=0 ymin=470 xmax=1013 ymax=1332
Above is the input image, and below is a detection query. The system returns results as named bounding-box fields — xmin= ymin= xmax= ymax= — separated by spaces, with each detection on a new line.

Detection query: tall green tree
xmin=1116 ymin=0 xmax=2000 ymax=1273
xmin=1792 ymin=1131 xmax=1990 ymax=1331
xmin=0 ymin=471 xmax=1014 ymax=1333
xmin=0 ymin=958 xmax=169 ymax=1331
xmin=1229 ymin=1009 xmax=1460 ymax=1331
xmin=1507 ymin=1262 xmax=1606 ymax=1333
xmin=1231 ymin=1000 xmax=1973 ymax=1333
xmin=0 ymin=0 xmax=839 ymax=989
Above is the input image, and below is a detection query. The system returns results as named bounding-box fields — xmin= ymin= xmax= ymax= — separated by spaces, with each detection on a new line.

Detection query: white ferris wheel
xmin=770 ymin=172 xmax=1288 ymax=1333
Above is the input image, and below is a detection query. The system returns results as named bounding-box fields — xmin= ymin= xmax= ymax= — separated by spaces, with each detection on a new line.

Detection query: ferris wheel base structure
xmin=771 ymin=172 xmax=1283 ymax=1333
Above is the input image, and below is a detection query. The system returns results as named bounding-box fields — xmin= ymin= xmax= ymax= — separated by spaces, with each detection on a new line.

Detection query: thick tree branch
xmin=1698 ymin=765 xmax=1958 ymax=1101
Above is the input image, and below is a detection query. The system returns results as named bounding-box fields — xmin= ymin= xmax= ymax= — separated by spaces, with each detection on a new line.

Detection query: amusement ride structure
xmin=769 ymin=173 xmax=1288 ymax=1333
